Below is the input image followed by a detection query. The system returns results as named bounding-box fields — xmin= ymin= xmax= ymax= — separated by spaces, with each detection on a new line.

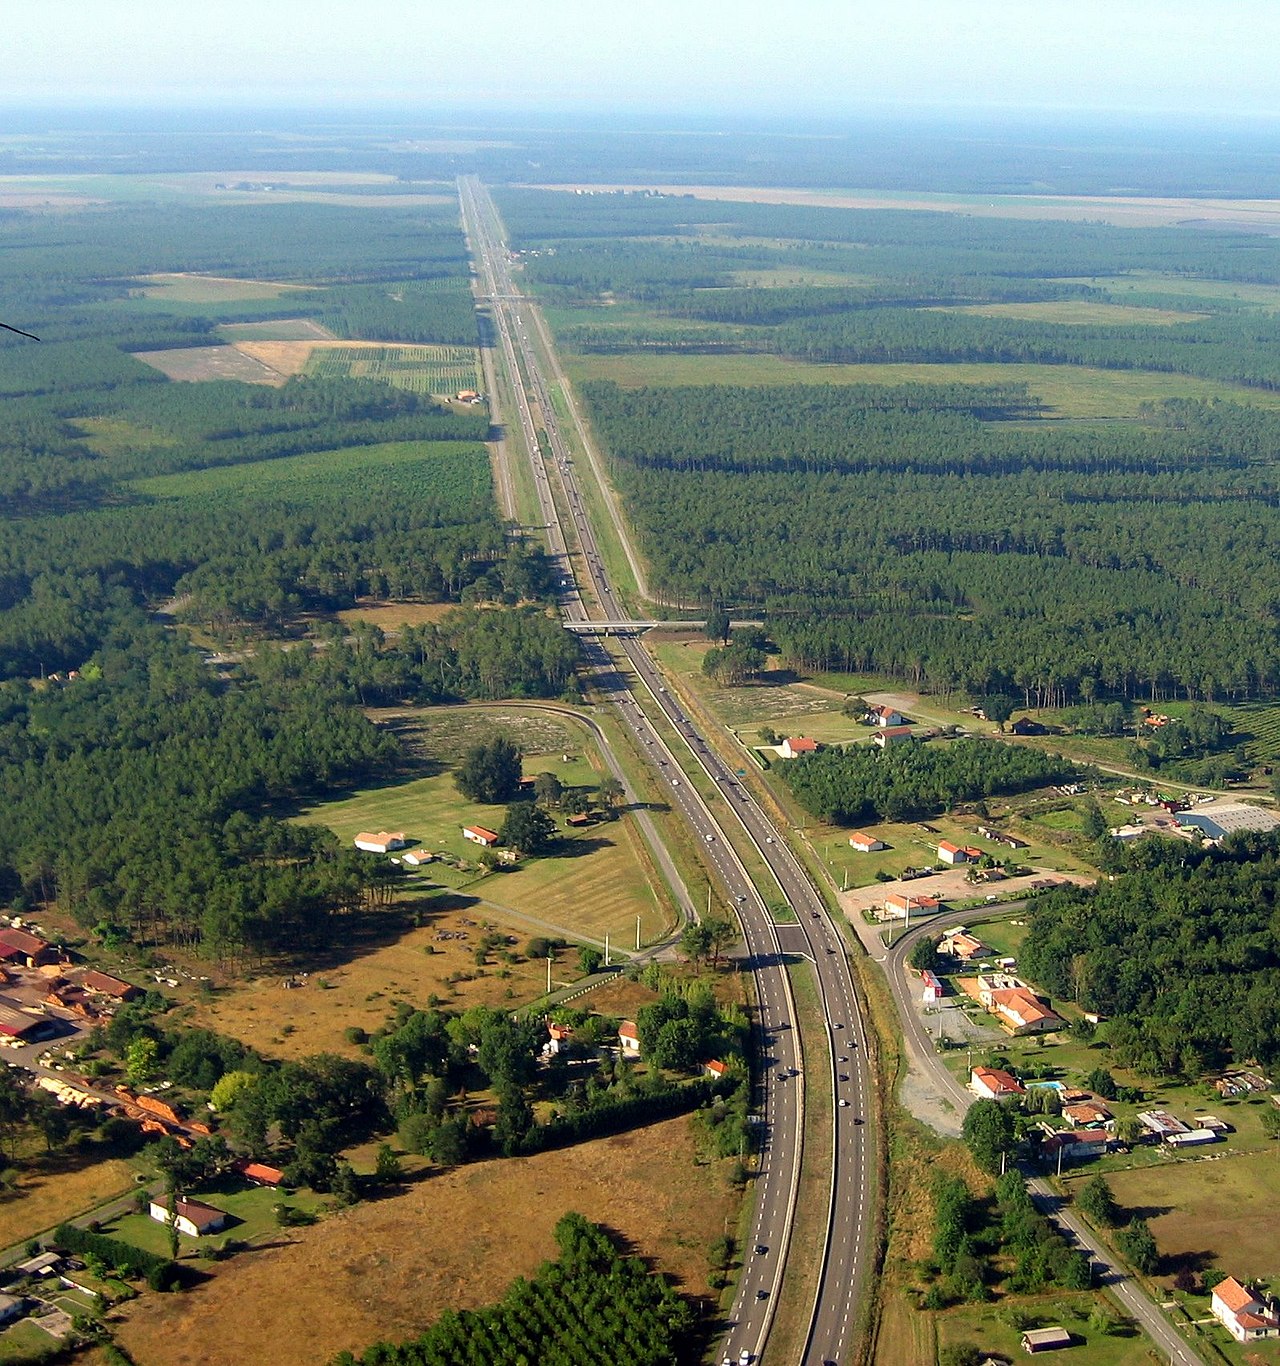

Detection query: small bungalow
xmin=461 ymin=825 xmax=500 ymax=848
xmin=940 ymin=929 xmax=987 ymax=962
xmin=990 ymin=987 xmax=1062 ymax=1035
xmin=232 ymin=1158 xmax=285 ymax=1187
xmin=881 ymin=891 xmax=940 ymax=921
xmin=1062 ymin=1100 xmax=1112 ymax=1127
xmin=868 ymin=704 xmax=905 ymax=727
xmin=566 ymin=812 xmax=593 ymax=828
xmin=849 ymin=831 xmax=885 ymax=853
xmin=149 ymin=1197 xmax=228 ymax=1238
xmin=400 ymin=850 xmax=434 ymax=867
xmin=970 ymin=1066 xmax=1025 ymax=1101
xmin=618 ymin=1020 xmax=641 ymax=1054
xmin=353 ymin=831 xmax=407 ymax=854
xmin=872 ymin=725 xmax=913 ymax=748
xmin=1021 ymin=1326 xmax=1072 ymax=1353
xmin=1042 ymin=1129 xmax=1110 ymax=1162
xmin=780 ymin=736 xmax=818 ymax=759
xmin=704 ymin=1059 xmax=729 ymax=1080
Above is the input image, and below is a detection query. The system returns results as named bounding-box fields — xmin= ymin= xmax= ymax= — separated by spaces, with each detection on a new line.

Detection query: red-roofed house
xmin=882 ymin=891 xmax=940 ymax=920
xmin=780 ymin=736 xmax=818 ymax=759
xmin=149 ymin=1196 xmax=228 ymax=1238
xmin=1212 ymin=1277 xmax=1280 ymax=1343
xmin=937 ymin=840 xmax=970 ymax=865
xmin=849 ymin=831 xmax=885 ymax=853
xmin=704 ymin=1059 xmax=729 ymax=1079
xmin=233 ymin=1158 xmax=285 ymax=1187
xmin=990 ymin=987 xmax=1063 ymax=1035
xmin=80 ymin=970 xmax=141 ymax=1002
xmin=872 ymin=726 xmax=913 ymax=748
xmin=970 ymin=1066 xmax=1025 ymax=1101
xmin=461 ymin=825 xmax=499 ymax=847
xmin=940 ymin=929 xmax=987 ymax=961
xmin=1062 ymin=1100 xmax=1112 ymax=1127
xmin=868 ymin=705 xmax=905 ymax=727
xmin=618 ymin=1020 xmax=640 ymax=1055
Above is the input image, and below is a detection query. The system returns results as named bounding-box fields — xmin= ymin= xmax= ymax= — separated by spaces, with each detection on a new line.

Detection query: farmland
xmin=131 ymin=343 xmax=288 ymax=384
xmin=134 ymin=272 xmax=314 ymax=303
xmin=305 ymin=342 xmax=482 ymax=396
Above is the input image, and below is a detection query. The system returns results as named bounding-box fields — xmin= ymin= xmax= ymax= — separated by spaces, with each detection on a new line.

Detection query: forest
xmin=1021 ymin=835 xmax=1280 ymax=1077
xmin=779 ymin=738 xmax=1074 ymax=824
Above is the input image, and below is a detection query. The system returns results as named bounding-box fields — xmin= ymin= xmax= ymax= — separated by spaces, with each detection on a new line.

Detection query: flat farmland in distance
xmin=939 ymin=299 xmax=1207 ymax=326
xmin=1064 ymin=274 xmax=1280 ymax=309
xmin=563 ymin=352 xmax=1280 ymax=417
xmin=131 ymin=343 xmax=287 ymax=384
xmin=134 ymin=272 xmax=313 ymax=303
xmin=216 ymin=318 xmax=335 ymax=342
xmin=112 ymin=1116 xmax=740 ymax=1366
xmin=306 ymin=342 xmax=481 ymax=396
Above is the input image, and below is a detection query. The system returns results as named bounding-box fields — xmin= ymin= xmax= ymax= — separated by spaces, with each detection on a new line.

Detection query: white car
xmin=739 ymin=1351 xmax=753 ymax=1365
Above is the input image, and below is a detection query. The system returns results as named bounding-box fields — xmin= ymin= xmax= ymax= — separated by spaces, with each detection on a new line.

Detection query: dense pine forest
xmin=496 ymin=187 xmax=1280 ymax=707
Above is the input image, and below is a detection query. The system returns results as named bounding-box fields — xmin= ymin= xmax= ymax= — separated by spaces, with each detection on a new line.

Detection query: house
xmin=1010 ymin=718 xmax=1048 ymax=737
xmin=1212 ymin=1277 xmax=1280 ymax=1343
xmin=920 ymin=970 xmax=946 ymax=1004
xmin=545 ymin=1021 xmax=573 ymax=1055
xmin=976 ymin=972 xmax=1023 ymax=1003
xmin=400 ymin=850 xmax=434 ymax=867
xmin=990 ymin=987 xmax=1062 ymax=1035
xmin=941 ymin=929 xmax=987 ymax=962
xmin=704 ymin=1059 xmax=728 ymax=1079
xmin=970 ymin=1066 xmax=1026 ymax=1101
xmin=353 ymin=831 xmax=407 ymax=854
xmin=868 ymin=705 xmax=905 ymax=727
xmin=1042 ymin=1129 xmax=1109 ymax=1162
xmin=0 ymin=1294 xmax=24 ymax=1326
xmin=1021 ymin=1326 xmax=1073 ymax=1353
xmin=780 ymin=736 xmax=818 ymax=759
xmin=149 ymin=1197 xmax=228 ymax=1238
xmin=461 ymin=825 xmax=499 ymax=847
xmin=80 ymin=969 xmax=141 ymax=1002
xmin=938 ymin=840 xmax=981 ymax=865
xmin=873 ymin=726 xmax=913 ymax=748
xmin=232 ymin=1158 xmax=285 ymax=1186
xmin=618 ymin=1020 xmax=640 ymax=1054
xmin=0 ymin=928 xmax=56 ymax=968
xmin=566 ymin=813 xmax=593 ymax=828
xmin=1062 ymin=1100 xmax=1112 ymax=1127
xmin=849 ymin=831 xmax=885 ymax=853
xmin=882 ymin=891 xmax=940 ymax=921
xmin=1136 ymin=1109 xmax=1190 ymax=1139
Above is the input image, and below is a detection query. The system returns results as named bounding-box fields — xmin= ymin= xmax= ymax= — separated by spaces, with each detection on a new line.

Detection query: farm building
xmin=1165 ymin=1127 xmax=1219 ymax=1149
xmin=1179 ymin=803 xmax=1280 ymax=841
xmin=937 ymin=840 xmax=982 ymax=865
xmin=872 ymin=726 xmax=913 ymax=748
xmin=149 ymin=1197 xmax=228 ymax=1238
xmin=977 ymin=825 xmax=1028 ymax=849
xmin=1136 ymin=1110 xmax=1190 ymax=1139
xmin=780 ymin=736 xmax=818 ymax=758
xmin=1020 ymin=1326 xmax=1072 ymax=1353
xmin=0 ymin=1294 xmax=23 ymax=1326
xmin=80 ymin=969 xmax=141 ymax=1002
xmin=0 ymin=927 xmax=57 ymax=968
xmin=881 ymin=891 xmax=940 ymax=921
xmin=232 ymin=1158 xmax=285 ymax=1186
xmin=461 ymin=825 xmax=499 ymax=847
xmin=0 ymin=998 xmax=55 ymax=1042
xmin=848 ymin=831 xmax=885 ymax=853
xmin=400 ymin=850 xmax=434 ymax=867
xmin=353 ymin=831 xmax=407 ymax=854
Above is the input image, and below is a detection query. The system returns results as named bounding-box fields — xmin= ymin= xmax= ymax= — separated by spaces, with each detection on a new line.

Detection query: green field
xmin=130 ymin=439 xmax=492 ymax=506
xmin=217 ymin=318 xmax=334 ymax=341
xmin=563 ymin=351 xmax=1280 ymax=418
xmin=295 ymin=709 xmax=675 ymax=947
xmin=1066 ymin=273 xmax=1280 ymax=309
xmin=305 ymin=344 xmax=481 ymax=397
xmin=135 ymin=272 xmax=313 ymax=303
xmin=942 ymin=298 xmax=1206 ymax=326
xmin=937 ymin=1295 xmax=1157 ymax=1366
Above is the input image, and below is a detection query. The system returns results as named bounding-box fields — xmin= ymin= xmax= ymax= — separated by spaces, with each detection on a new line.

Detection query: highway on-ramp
xmin=460 ymin=176 xmax=878 ymax=1366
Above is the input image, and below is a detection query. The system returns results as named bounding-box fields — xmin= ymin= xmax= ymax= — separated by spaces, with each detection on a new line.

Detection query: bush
xmin=344 ymin=1027 xmax=369 ymax=1046
xmin=56 ymin=1222 xmax=181 ymax=1291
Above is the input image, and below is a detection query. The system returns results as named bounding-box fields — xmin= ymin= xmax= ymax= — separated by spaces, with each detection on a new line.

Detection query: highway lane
xmin=884 ymin=917 xmax=1208 ymax=1366
xmin=460 ymin=176 xmax=876 ymax=1366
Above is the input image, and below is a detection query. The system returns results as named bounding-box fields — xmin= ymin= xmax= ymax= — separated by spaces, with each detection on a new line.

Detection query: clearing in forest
xmin=134 ymin=272 xmax=314 ymax=303
xmin=131 ymin=344 xmax=289 ymax=384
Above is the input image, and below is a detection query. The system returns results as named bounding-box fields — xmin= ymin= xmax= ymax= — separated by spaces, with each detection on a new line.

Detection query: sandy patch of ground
xmin=841 ymin=865 xmax=1093 ymax=928
xmin=131 ymin=345 xmax=289 ymax=385
xmin=334 ymin=600 xmax=458 ymax=631
xmin=232 ymin=339 xmax=430 ymax=378
xmin=529 ymin=183 xmax=1280 ymax=230
xmin=112 ymin=1118 xmax=739 ymax=1366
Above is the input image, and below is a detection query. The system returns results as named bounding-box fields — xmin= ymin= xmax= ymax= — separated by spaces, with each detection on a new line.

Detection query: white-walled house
xmin=354 ymin=831 xmax=407 ymax=854
xmin=149 ymin=1197 xmax=228 ymax=1238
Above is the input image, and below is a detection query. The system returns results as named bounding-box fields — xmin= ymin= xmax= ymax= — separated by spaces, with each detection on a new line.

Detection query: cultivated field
xmin=111 ymin=1117 xmax=740 ymax=1366
xmin=563 ymin=352 xmax=1280 ymax=417
xmin=216 ymin=318 xmax=335 ymax=342
xmin=305 ymin=343 xmax=482 ymax=396
xmin=942 ymin=299 xmax=1206 ymax=326
xmin=131 ymin=343 xmax=288 ymax=384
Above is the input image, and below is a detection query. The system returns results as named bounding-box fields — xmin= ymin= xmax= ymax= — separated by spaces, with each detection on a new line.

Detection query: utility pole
xmin=1057 ymin=1142 xmax=1065 ymax=1178
xmin=546 ymin=953 xmax=552 ymax=995
xmin=604 ymin=933 xmax=610 ymax=967
xmin=636 ymin=915 xmax=641 ymax=952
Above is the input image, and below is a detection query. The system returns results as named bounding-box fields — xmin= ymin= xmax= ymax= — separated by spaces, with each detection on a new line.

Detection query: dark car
xmin=756 ymin=1288 xmax=769 ymax=1301
xmin=755 ymin=1243 xmax=768 ymax=1255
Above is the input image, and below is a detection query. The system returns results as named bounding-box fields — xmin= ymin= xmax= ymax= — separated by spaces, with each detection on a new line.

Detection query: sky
xmin=7 ymin=0 xmax=1280 ymax=121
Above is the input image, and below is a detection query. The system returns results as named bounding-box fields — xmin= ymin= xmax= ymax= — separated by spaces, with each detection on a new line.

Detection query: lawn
xmin=111 ymin=1116 xmax=742 ymax=1366
xmin=562 ymin=351 xmax=1280 ymax=417
xmin=936 ymin=1296 xmax=1157 ymax=1366
xmin=0 ymin=1317 xmax=60 ymax=1362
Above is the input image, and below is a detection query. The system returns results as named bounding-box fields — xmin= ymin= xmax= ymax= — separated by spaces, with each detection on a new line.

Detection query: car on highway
xmin=839 ymin=1099 xmax=850 ymax=1107
xmin=838 ymin=1055 xmax=848 ymax=1062
xmin=756 ymin=1288 xmax=769 ymax=1301
xmin=839 ymin=1073 xmax=849 ymax=1082
xmin=832 ymin=1021 xmax=843 ymax=1029
xmin=755 ymin=1243 xmax=768 ymax=1255
xmin=739 ymin=1352 xmax=753 ymax=1366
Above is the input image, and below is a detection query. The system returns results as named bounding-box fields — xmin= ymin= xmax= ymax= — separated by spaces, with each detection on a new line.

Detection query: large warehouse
xmin=1180 ymin=803 xmax=1280 ymax=841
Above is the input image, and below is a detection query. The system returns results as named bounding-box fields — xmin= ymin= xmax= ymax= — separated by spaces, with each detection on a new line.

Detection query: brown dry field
xmin=531 ymin=182 xmax=1280 ymax=230
xmin=334 ymin=600 xmax=458 ymax=631
xmin=112 ymin=1118 xmax=739 ymax=1366
xmin=0 ymin=1155 xmax=137 ymax=1251
xmin=188 ymin=904 xmax=567 ymax=1061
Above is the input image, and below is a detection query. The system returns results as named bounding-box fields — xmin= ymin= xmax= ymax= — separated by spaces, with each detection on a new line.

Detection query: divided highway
xmin=460 ymin=176 xmax=877 ymax=1366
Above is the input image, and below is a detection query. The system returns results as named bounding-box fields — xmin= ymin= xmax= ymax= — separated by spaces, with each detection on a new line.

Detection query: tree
xmin=908 ymin=936 xmax=942 ymax=973
xmin=598 ymin=776 xmax=626 ymax=813
xmin=961 ymin=1099 xmax=1017 ymax=1174
xmin=209 ymin=1069 xmax=258 ymax=1113
xmin=578 ymin=945 xmax=603 ymax=976
xmin=982 ymin=695 xmax=1015 ymax=730
xmin=532 ymin=772 xmax=563 ymax=808
xmin=1116 ymin=1218 xmax=1159 ymax=1275
xmin=704 ymin=606 xmax=731 ymax=645
xmin=705 ymin=917 xmax=738 ymax=967
xmin=1081 ymin=799 xmax=1108 ymax=841
xmin=680 ymin=921 xmax=713 ymax=966
xmin=374 ymin=1143 xmax=403 ymax=1183
xmin=499 ymin=802 xmax=556 ymax=855
xmin=125 ymin=1036 xmax=160 ymax=1087
xmin=454 ymin=735 xmax=523 ymax=804
xmin=1084 ymin=1067 xmax=1118 ymax=1100
xmin=1076 ymin=1175 xmax=1120 ymax=1227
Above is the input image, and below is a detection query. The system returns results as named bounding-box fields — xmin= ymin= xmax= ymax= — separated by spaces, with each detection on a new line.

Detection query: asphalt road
xmin=459 ymin=176 xmax=876 ymax=1366
xmin=884 ymin=917 xmax=1208 ymax=1366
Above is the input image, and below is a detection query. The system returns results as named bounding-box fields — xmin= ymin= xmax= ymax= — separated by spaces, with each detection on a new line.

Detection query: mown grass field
xmin=74 ymin=416 xmax=179 ymax=459
xmin=131 ymin=343 xmax=286 ymax=384
xmin=217 ymin=318 xmax=334 ymax=342
xmin=1065 ymin=273 xmax=1280 ymax=309
xmin=936 ymin=1297 xmax=1155 ymax=1366
xmin=942 ymin=298 xmax=1206 ymax=325
xmin=0 ymin=1153 xmax=139 ymax=1251
xmin=134 ymin=272 xmax=314 ymax=303
xmin=562 ymin=351 xmax=1280 ymax=417
xmin=306 ymin=343 xmax=481 ymax=396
